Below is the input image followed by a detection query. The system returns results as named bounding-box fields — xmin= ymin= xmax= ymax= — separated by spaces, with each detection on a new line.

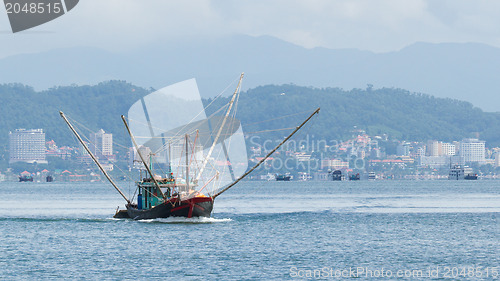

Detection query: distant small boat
xmin=368 ymin=172 xmax=376 ymax=180
xmin=275 ymin=174 xmax=291 ymax=181
xmin=19 ymin=175 xmax=33 ymax=182
xmin=331 ymin=170 xmax=343 ymax=181
xmin=464 ymin=174 xmax=478 ymax=180
xmin=349 ymin=173 xmax=360 ymax=181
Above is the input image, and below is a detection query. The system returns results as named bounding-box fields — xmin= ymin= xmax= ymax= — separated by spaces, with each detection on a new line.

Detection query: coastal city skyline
xmin=4 ymin=125 xmax=499 ymax=182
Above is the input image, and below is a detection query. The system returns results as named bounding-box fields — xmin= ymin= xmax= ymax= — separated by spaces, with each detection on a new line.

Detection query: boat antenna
xmin=213 ymin=107 xmax=320 ymax=199
xmin=121 ymin=115 xmax=166 ymax=200
xmin=59 ymin=111 xmax=130 ymax=204
xmin=195 ymin=72 xmax=244 ymax=183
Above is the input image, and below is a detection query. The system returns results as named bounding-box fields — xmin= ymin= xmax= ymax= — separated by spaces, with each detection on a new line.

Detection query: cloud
xmin=0 ymin=0 xmax=225 ymax=57
xmin=1 ymin=0 xmax=500 ymax=58
xmin=209 ymin=0 xmax=432 ymax=51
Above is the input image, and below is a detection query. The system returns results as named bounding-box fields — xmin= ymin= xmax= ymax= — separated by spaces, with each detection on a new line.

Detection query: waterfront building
xmin=90 ymin=129 xmax=113 ymax=160
xmin=441 ymin=142 xmax=456 ymax=156
xmin=294 ymin=152 xmax=312 ymax=162
xmin=415 ymin=146 xmax=426 ymax=157
xmin=426 ymin=141 xmax=455 ymax=156
xmin=9 ymin=128 xmax=47 ymax=164
xmin=459 ymin=138 xmax=486 ymax=164
xmin=321 ymin=159 xmax=349 ymax=170
xmin=370 ymin=147 xmax=382 ymax=158
xmin=419 ymin=156 xmax=449 ymax=169
xmin=77 ymin=141 xmax=92 ymax=164
xmin=427 ymin=141 xmax=440 ymax=156
xmin=397 ymin=142 xmax=411 ymax=156
xmin=130 ymin=146 xmax=152 ymax=170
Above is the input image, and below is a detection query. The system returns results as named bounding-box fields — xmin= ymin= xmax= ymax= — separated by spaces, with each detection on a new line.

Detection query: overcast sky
xmin=1 ymin=0 xmax=500 ymax=58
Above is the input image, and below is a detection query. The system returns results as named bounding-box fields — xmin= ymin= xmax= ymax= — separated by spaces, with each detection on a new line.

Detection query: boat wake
xmin=0 ymin=217 xmax=119 ymax=223
xmin=138 ymin=217 xmax=232 ymax=224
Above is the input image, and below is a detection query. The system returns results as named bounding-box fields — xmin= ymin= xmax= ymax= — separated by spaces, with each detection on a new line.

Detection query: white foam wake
xmin=138 ymin=217 xmax=232 ymax=224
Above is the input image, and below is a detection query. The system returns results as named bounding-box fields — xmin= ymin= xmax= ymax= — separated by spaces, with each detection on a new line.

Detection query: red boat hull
xmin=114 ymin=196 xmax=214 ymax=220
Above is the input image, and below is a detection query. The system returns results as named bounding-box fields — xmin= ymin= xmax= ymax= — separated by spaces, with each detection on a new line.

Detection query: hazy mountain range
xmin=1 ymin=35 xmax=499 ymax=112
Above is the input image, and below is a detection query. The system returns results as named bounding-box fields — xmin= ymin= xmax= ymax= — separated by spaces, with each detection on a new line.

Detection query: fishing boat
xmin=60 ymin=73 xmax=319 ymax=220
xmin=349 ymin=173 xmax=360 ymax=181
xmin=275 ymin=173 xmax=291 ymax=181
xmin=19 ymin=175 xmax=33 ymax=182
xmin=330 ymin=170 xmax=343 ymax=181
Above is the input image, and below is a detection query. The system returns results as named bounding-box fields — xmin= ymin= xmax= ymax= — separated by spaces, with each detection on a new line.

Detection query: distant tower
xmin=90 ymin=129 xmax=113 ymax=160
xmin=9 ymin=128 xmax=47 ymax=164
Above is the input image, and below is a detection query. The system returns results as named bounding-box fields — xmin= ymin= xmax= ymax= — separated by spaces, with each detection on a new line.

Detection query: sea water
xmin=0 ymin=180 xmax=498 ymax=280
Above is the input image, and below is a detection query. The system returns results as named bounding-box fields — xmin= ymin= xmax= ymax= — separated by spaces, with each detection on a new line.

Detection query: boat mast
xmin=213 ymin=107 xmax=320 ymax=199
xmin=121 ymin=115 xmax=165 ymax=200
xmin=185 ymin=134 xmax=189 ymax=190
xmin=195 ymin=72 xmax=244 ymax=183
xmin=168 ymin=142 xmax=172 ymax=178
xmin=59 ymin=112 xmax=130 ymax=204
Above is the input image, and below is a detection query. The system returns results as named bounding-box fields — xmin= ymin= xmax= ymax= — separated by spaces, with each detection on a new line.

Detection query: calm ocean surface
xmin=0 ymin=180 xmax=498 ymax=280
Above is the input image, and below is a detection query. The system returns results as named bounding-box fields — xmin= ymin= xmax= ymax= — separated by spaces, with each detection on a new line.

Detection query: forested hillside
xmin=1 ymin=81 xmax=499 ymax=154
xmin=0 ymin=81 xmax=146 ymax=153
xmin=234 ymin=85 xmax=500 ymax=146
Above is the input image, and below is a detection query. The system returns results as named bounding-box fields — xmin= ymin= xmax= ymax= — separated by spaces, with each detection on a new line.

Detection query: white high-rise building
xmin=90 ymin=129 xmax=113 ymax=160
xmin=459 ymin=138 xmax=485 ymax=164
xmin=426 ymin=141 xmax=456 ymax=156
xmin=9 ymin=128 xmax=47 ymax=164
xmin=426 ymin=141 xmax=440 ymax=156
xmin=441 ymin=142 xmax=456 ymax=156
xmin=397 ymin=142 xmax=411 ymax=156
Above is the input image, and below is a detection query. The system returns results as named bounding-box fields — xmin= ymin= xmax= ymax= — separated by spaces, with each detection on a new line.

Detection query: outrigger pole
xmin=121 ymin=115 xmax=165 ymax=200
xmin=196 ymin=72 xmax=244 ymax=183
xmin=212 ymin=107 xmax=320 ymax=199
xmin=59 ymin=112 xmax=130 ymax=204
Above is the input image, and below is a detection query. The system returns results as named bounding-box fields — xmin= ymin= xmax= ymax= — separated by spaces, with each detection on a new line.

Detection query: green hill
xmin=234 ymin=84 xmax=500 ymax=146
xmin=0 ymin=81 xmax=146 ymax=152
xmin=1 ymin=81 xmax=499 ymax=159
